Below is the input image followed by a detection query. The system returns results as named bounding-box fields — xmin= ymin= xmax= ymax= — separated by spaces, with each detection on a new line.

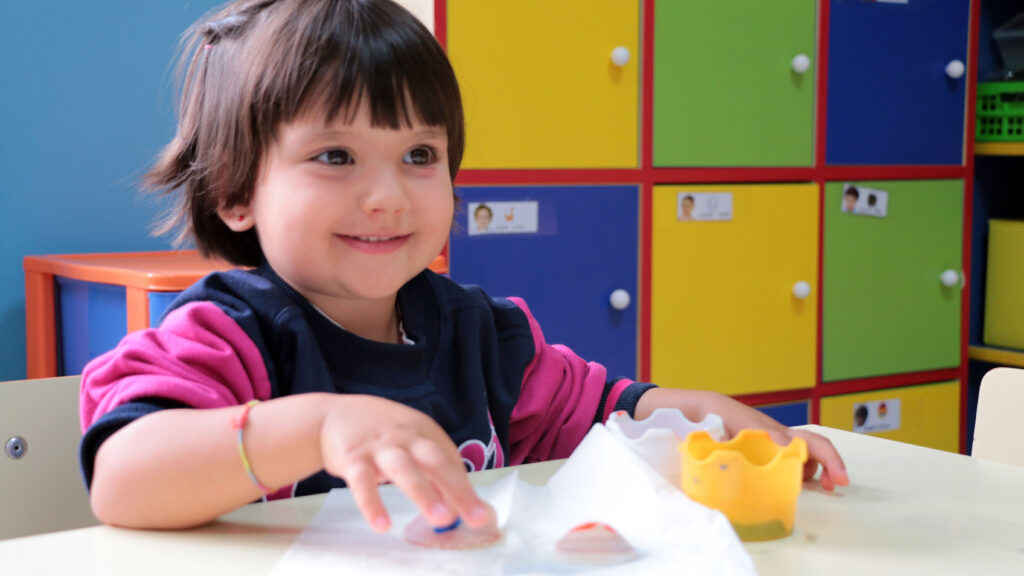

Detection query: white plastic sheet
xmin=269 ymin=424 xmax=757 ymax=576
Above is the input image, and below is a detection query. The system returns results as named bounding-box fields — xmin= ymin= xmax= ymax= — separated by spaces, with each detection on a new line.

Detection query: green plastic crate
xmin=976 ymin=82 xmax=1024 ymax=141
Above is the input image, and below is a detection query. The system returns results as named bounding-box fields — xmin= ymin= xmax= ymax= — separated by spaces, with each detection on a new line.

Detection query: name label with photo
xmin=468 ymin=201 xmax=539 ymax=236
xmin=677 ymin=192 xmax=734 ymax=222
xmin=852 ymin=399 xmax=901 ymax=434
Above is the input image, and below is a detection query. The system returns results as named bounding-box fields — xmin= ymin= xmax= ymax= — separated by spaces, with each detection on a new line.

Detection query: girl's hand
xmin=318 ymin=395 xmax=496 ymax=533
xmin=714 ymin=398 xmax=850 ymax=490
xmin=765 ymin=425 xmax=849 ymax=490
xmin=636 ymin=388 xmax=850 ymax=490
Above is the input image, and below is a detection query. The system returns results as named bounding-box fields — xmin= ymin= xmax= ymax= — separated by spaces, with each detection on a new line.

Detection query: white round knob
xmin=945 ymin=59 xmax=965 ymax=79
xmin=792 ymin=281 xmax=811 ymax=300
xmin=609 ymin=289 xmax=631 ymax=311
xmin=940 ymin=269 xmax=960 ymax=288
xmin=611 ymin=46 xmax=630 ymax=67
xmin=791 ymin=54 xmax=811 ymax=74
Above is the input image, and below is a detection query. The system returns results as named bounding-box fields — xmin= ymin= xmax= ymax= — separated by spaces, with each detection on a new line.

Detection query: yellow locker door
xmin=819 ymin=382 xmax=960 ymax=453
xmin=447 ymin=0 xmax=639 ymax=169
xmin=651 ymin=183 xmax=819 ymax=395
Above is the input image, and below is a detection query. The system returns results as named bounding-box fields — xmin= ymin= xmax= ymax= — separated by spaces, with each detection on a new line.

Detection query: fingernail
xmin=431 ymin=502 xmax=451 ymax=522
xmin=433 ymin=517 xmax=461 ymax=533
xmin=468 ymin=504 xmax=491 ymax=524
xmin=372 ymin=515 xmax=390 ymax=533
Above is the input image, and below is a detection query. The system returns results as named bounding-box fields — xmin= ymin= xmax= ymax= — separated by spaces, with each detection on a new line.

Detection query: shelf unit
xmin=966 ymin=0 xmax=1024 ymax=449
xmin=975 ymin=142 xmax=1024 ymax=156
xmin=968 ymin=345 xmax=1024 ymax=368
xmin=436 ymin=1 xmax=979 ymax=452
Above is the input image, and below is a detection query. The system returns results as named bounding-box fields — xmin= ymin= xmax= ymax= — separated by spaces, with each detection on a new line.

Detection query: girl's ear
xmin=217 ymin=204 xmax=255 ymax=232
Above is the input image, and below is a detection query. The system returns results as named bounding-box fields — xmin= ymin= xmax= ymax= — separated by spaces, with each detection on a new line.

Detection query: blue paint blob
xmin=433 ymin=517 xmax=462 ymax=534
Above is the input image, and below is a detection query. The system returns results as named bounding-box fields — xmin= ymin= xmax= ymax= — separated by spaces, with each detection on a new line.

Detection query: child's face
xmin=474 ymin=210 xmax=491 ymax=230
xmin=230 ymin=98 xmax=454 ymax=315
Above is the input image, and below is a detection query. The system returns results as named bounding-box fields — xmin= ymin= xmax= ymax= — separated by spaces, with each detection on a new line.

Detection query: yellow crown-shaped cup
xmin=679 ymin=429 xmax=808 ymax=541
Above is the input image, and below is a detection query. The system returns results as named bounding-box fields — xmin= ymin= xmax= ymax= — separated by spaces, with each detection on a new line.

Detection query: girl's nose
xmin=360 ymin=168 xmax=409 ymax=213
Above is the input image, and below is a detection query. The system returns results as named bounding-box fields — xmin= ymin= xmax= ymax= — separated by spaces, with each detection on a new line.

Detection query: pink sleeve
xmin=506 ymin=298 xmax=634 ymax=465
xmin=80 ymin=301 xmax=272 ymax=433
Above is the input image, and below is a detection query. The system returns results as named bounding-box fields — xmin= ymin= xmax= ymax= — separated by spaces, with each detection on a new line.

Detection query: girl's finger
xmin=764 ymin=427 xmax=794 ymax=448
xmin=411 ymin=439 xmax=494 ymax=529
xmin=344 ymin=459 xmax=392 ymax=533
xmin=375 ymin=445 xmax=455 ymax=527
xmin=794 ymin=430 xmax=849 ymax=489
xmin=819 ymin=466 xmax=836 ymax=490
xmin=803 ymin=459 xmax=820 ymax=481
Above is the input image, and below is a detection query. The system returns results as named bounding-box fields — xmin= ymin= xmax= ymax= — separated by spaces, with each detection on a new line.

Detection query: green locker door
xmin=653 ymin=0 xmax=816 ymax=167
xmin=823 ymin=180 xmax=964 ymax=381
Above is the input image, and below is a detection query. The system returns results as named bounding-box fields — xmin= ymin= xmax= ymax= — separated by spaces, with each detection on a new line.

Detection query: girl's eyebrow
xmin=290 ymin=125 xmax=447 ymax=142
xmin=413 ymin=127 xmax=446 ymax=139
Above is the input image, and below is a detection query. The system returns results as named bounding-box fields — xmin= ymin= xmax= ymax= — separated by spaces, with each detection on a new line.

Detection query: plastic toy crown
xmin=679 ymin=429 xmax=808 ymax=541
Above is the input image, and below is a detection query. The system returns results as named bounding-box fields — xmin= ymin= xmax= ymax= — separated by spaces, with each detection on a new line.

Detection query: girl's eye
xmin=315 ymin=149 xmax=353 ymax=165
xmin=403 ymin=146 xmax=436 ymax=166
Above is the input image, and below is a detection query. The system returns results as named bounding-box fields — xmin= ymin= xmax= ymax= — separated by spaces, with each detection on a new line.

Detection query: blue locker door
xmin=449 ymin=185 xmax=639 ymax=379
xmin=827 ymin=0 xmax=969 ymax=165
xmin=757 ymin=401 xmax=809 ymax=427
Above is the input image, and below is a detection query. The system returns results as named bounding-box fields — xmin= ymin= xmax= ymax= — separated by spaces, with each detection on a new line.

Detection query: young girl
xmin=80 ymin=0 xmax=847 ymax=534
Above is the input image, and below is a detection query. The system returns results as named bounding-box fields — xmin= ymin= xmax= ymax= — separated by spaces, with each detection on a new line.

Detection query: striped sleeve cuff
xmin=596 ymin=380 xmax=658 ymax=423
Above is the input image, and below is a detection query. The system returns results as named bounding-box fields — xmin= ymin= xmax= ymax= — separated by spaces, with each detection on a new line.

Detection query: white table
xmin=2 ymin=426 xmax=1022 ymax=575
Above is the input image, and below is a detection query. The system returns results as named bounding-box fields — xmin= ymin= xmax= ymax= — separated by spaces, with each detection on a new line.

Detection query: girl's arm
xmin=635 ymin=387 xmax=850 ymax=490
xmin=90 ymin=393 xmax=322 ymax=528
xmin=82 ymin=300 xmax=495 ymax=531
xmin=504 ymin=297 xmax=654 ymax=464
xmin=90 ymin=392 xmax=494 ymax=532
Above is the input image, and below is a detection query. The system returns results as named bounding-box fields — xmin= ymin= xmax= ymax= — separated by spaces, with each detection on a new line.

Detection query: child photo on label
xmin=473 ymin=204 xmax=493 ymax=233
xmin=841 ymin=183 xmax=889 ymax=218
xmin=676 ymin=192 xmax=734 ymax=222
xmin=467 ymin=201 xmax=539 ymax=236
xmin=852 ymin=399 xmax=901 ymax=434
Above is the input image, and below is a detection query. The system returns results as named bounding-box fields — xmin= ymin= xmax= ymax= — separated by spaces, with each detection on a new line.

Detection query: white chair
xmin=972 ymin=367 xmax=1024 ymax=467
xmin=0 ymin=375 xmax=98 ymax=540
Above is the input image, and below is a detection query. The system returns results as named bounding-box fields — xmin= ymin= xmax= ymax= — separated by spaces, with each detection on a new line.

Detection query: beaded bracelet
xmin=231 ymin=399 xmax=273 ymax=494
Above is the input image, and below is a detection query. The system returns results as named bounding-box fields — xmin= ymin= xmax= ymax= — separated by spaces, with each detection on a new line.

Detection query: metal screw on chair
xmin=5 ymin=436 xmax=27 ymax=459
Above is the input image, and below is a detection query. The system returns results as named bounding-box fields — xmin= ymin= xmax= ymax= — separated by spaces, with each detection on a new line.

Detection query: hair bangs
xmin=299 ymin=6 xmax=452 ymax=134
xmin=287 ymin=0 xmax=463 ymax=176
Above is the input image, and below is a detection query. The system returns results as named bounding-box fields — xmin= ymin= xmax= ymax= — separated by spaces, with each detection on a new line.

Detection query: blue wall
xmin=0 ymin=1 xmax=222 ymax=380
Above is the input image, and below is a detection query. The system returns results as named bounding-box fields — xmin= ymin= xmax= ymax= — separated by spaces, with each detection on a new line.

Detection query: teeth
xmin=356 ymin=236 xmax=396 ymax=243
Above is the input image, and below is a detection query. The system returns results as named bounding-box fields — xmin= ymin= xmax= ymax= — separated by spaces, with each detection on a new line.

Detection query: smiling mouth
xmin=337 ymin=233 xmax=411 ymax=252
xmin=354 ymin=235 xmax=403 ymax=243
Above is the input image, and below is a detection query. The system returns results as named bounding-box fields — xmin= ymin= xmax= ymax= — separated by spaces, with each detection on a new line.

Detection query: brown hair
xmin=146 ymin=0 xmax=464 ymax=266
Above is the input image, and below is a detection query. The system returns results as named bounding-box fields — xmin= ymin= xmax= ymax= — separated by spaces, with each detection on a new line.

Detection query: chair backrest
xmin=0 ymin=375 xmax=98 ymax=540
xmin=972 ymin=367 xmax=1024 ymax=467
